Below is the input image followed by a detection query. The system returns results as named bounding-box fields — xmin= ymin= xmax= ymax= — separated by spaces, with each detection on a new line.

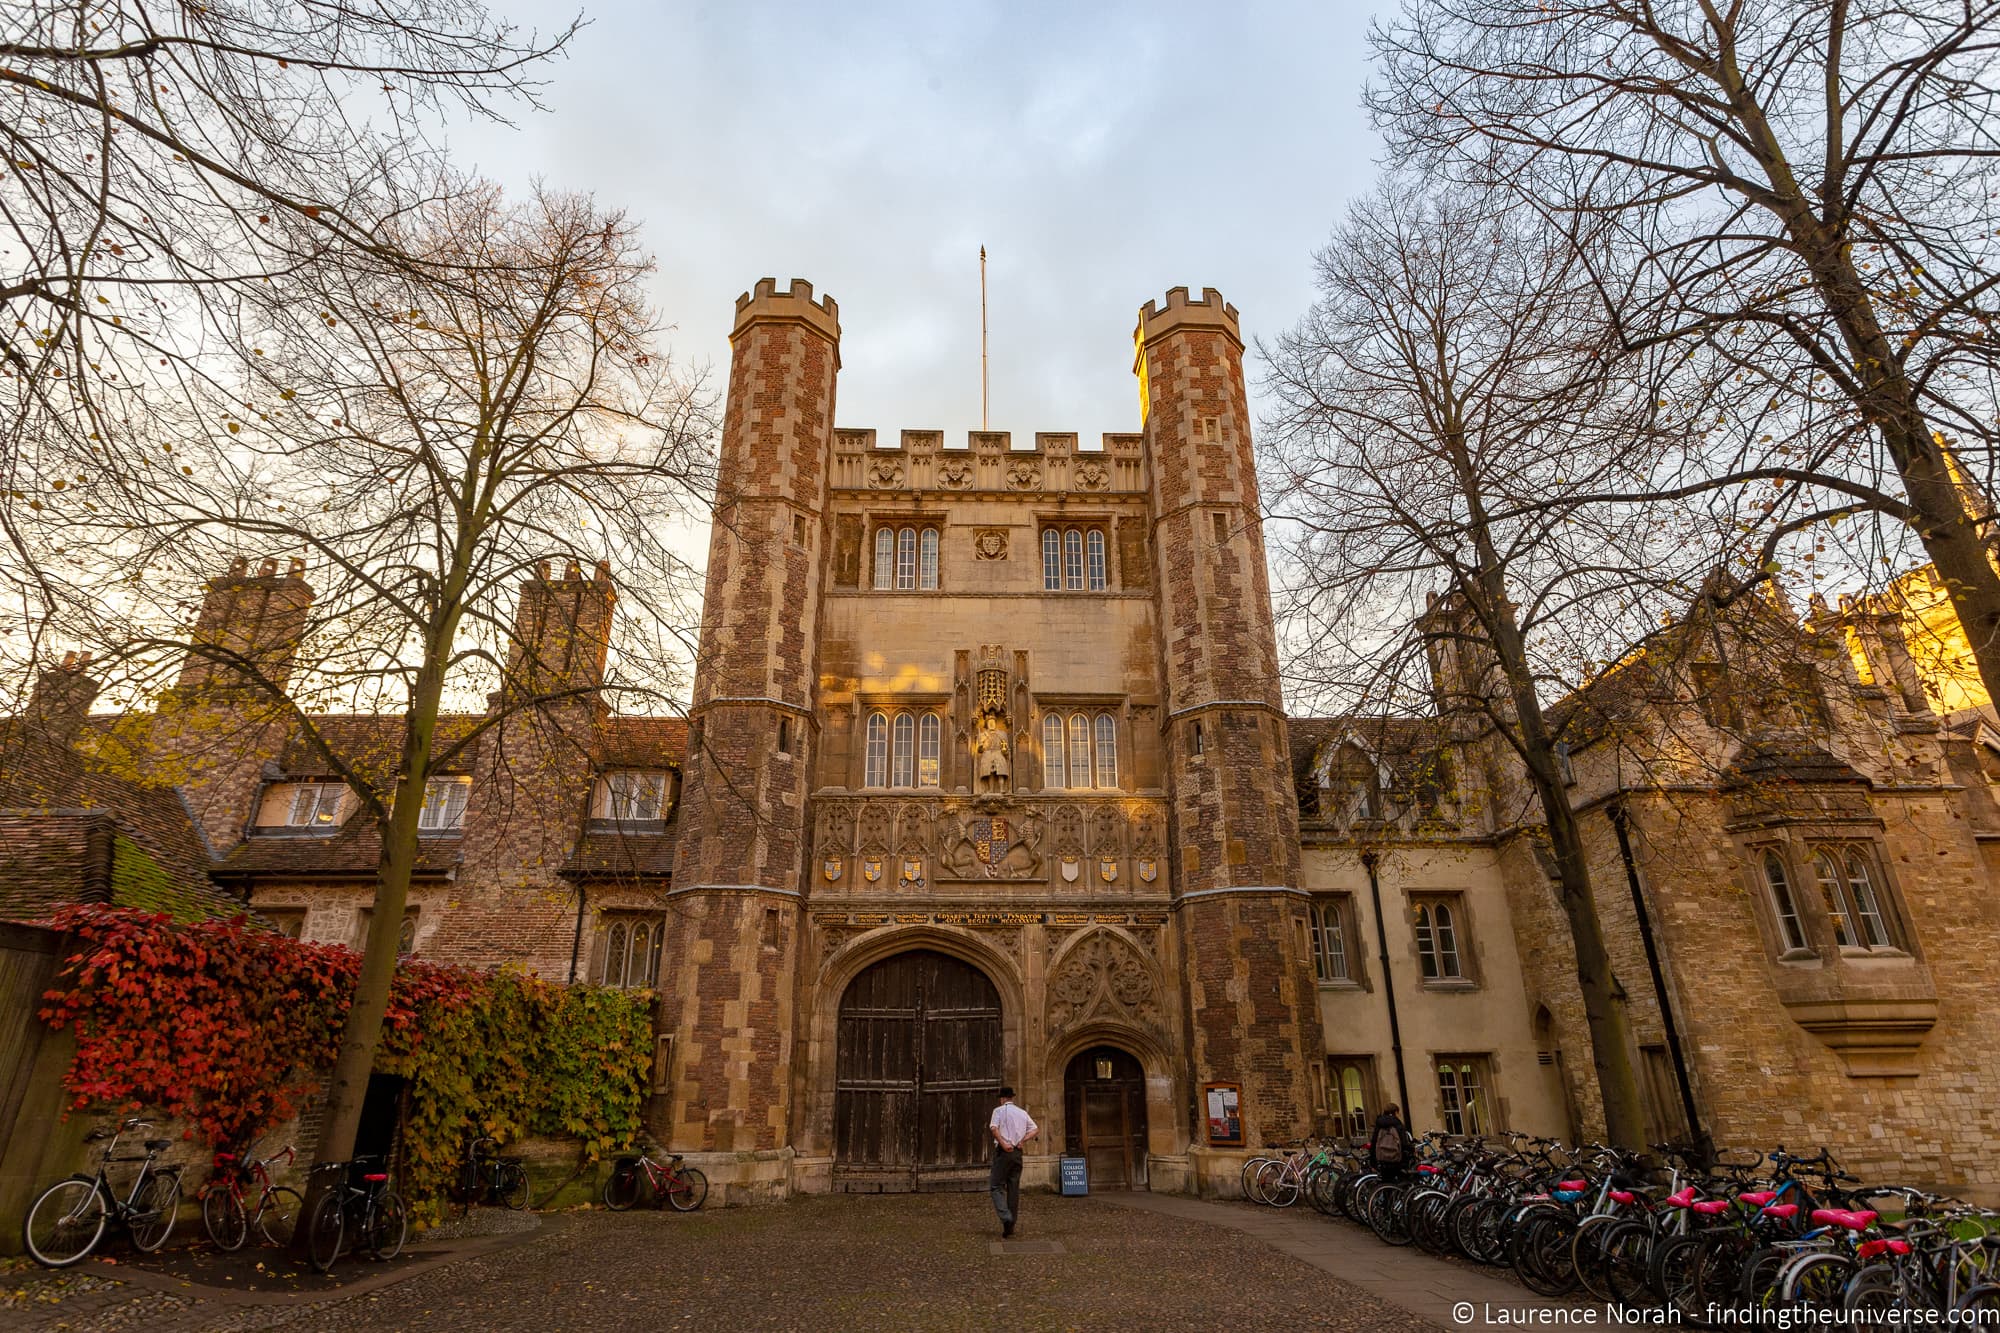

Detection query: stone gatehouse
xmin=11 ymin=278 xmax=2000 ymax=1204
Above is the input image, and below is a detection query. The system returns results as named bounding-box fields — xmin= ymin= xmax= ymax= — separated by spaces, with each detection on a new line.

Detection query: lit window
xmin=874 ymin=528 xmax=895 ymax=590
xmin=1436 ymin=1058 xmax=1490 ymax=1137
xmin=1763 ymin=852 xmax=1808 ymax=952
xmin=918 ymin=714 xmax=941 ymax=788
xmin=1331 ymin=1060 xmax=1372 ymax=1139
xmin=1415 ymin=900 xmax=1463 ymax=980
xmin=896 ymin=528 xmax=917 ymax=590
xmin=397 ymin=914 xmax=418 ymax=957
xmin=1043 ymin=529 xmax=1062 ymax=591
xmin=919 ymin=528 xmax=939 ymax=590
xmin=1043 ymin=714 xmax=1066 ymax=789
xmin=1812 ymin=852 xmax=1855 ymax=948
xmin=1311 ymin=899 xmax=1351 ymax=983
xmin=286 ymin=782 xmax=345 ymax=829
xmin=1064 ymin=529 xmax=1083 ymax=590
xmin=865 ymin=713 xmax=888 ymax=788
xmin=1068 ymin=713 xmax=1091 ymax=788
xmin=417 ymin=777 xmax=470 ymax=831
xmin=1086 ymin=530 xmax=1107 ymax=591
xmin=603 ymin=771 xmax=667 ymax=822
xmin=892 ymin=713 xmax=916 ymax=787
xmin=1094 ymin=714 xmax=1118 ymax=788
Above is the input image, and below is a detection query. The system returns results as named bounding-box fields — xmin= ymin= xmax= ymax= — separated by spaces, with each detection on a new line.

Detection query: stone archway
xmin=832 ymin=949 xmax=1003 ymax=1192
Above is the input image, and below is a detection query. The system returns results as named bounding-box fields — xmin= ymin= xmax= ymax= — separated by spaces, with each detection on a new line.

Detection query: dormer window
xmin=417 ymin=777 xmax=470 ymax=832
xmin=601 ymin=770 xmax=669 ymax=822
xmin=287 ymin=782 xmax=345 ymax=828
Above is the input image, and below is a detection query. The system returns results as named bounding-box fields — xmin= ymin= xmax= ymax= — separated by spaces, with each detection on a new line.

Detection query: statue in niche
xmin=975 ymin=713 xmax=1011 ymax=796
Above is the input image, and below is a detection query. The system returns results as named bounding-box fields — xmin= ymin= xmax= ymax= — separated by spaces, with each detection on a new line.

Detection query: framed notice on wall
xmin=1203 ymin=1082 xmax=1242 ymax=1146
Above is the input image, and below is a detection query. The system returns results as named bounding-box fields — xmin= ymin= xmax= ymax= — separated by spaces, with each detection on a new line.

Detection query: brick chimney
xmin=173 ymin=556 xmax=315 ymax=695
xmin=23 ymin=651 xmax=102 ymax=745
xmin=497 ymin=560 xmax=616 ymax=705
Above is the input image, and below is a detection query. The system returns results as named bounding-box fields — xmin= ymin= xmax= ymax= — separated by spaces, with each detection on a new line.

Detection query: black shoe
xmin=1002 ymin=1222 xmax=1014 ymax=1239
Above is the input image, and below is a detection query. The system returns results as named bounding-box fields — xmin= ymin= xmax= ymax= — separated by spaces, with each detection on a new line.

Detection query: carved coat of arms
xmin=1099 ymin=856 xmax=1118 ymax=883
xmin=823 ymin=854 xmax=843 ymax=882
xmin=972 ymin=817 xmax=1009 ymax=865
xmin=862 ymin=857 xmax=883 ymax=883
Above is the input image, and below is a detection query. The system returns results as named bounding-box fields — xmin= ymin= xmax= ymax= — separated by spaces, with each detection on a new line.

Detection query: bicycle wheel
xmin=128 ymin=1172 xmax=181 ymax=1252
xmin=23 ymin=1177 xmax=107 ymax=1268
xmin=1652 ymin=1234 xmax=1706 ymax=1325
xmin=1516 ymin=1212 xmax=1582 ymax=1297
xmin=202 ymin=1185 xmax=249 ymax=1252
xmin=1957 ymin=1283 xmax=2000 ymax=1317
xmin=256 ymin=1187 xmax=302 ymax=1247
xmin=1602 ymin=1222 xmax=1657 ymax=1309
xmin=1239 ymin=1157 xmax=1266 ymax=1202
xmin=1256 ymin=1159 xmax=1301 ymax=1208
xmin=367 ymin=1191 xmax=408 ymax=1260
xmin=603 ymin=1162 xmax=643 ymax=1211
xmin=500 ymin=1163 xmax=530 ymax=1211
xmin=1368 ymin=1182 xmax=1415 ymax=1246
xmin=1739 ymin=1244 xmax=1792 ymax=1309
xmin=1693 ymin=1231 xmax=1753 ymax=1315
xmin=307 ymin=1190 xmax=346 ymax=1273
xmin=665 ymin=1167 xmax=707 ymax=1213
xmin=1781 ymin=1253 xmax=1853 ymax=1311
xmin=1572 ymin=1215 xmax=1623 ymax=1303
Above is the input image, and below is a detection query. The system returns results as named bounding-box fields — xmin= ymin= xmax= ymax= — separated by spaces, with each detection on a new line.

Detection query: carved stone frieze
xmin=868 ymin=457 xmax=905 ymax=489
xmin=1073 ymin=458 xmax=1110 ymax=490
xmin=1005 ymin=459 xmax=1042 ymax=491
xmin=973 ymin=528 xmax=1008 ymax=560
xmin=937 ymin=457 xmax=974 ymax=489
xmin=1046 ymin=930 xmax=1166 ymax=1043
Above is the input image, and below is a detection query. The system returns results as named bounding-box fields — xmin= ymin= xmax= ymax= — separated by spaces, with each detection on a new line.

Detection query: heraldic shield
xmin=971 ymin=816 xmax=1010 ymax=866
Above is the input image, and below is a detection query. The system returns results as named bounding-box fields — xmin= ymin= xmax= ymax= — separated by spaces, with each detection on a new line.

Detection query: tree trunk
xmin=287 ymin=656 xmax=448 ymax=1258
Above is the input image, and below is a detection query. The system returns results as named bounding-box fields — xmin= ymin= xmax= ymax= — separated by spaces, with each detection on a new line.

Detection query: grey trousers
xmin=989 ymin=1146 xmax=1023 ymax=1227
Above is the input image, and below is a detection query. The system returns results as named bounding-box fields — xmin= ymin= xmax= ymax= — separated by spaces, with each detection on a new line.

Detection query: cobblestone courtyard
xmin=5 ymin=1193 xmax=1452 ymax=1333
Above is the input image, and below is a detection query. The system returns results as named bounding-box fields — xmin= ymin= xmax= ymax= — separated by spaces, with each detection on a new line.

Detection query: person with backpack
xmin=1370 ymin=1103 xmax=1413 ymax=1179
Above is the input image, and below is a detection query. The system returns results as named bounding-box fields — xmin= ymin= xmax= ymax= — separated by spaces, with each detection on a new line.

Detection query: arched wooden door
xmin=834 ymin=950 xmax=1003 ymax=1192
xmin=1063 ymin=1046 xmax=1148 ymax=1189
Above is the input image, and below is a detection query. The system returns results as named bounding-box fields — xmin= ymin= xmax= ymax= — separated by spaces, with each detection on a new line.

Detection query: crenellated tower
xmin=1138 ymin=287 xmax=1326 ymax=1171
xmin=665 ymin=278 xmax=839 ymax=1164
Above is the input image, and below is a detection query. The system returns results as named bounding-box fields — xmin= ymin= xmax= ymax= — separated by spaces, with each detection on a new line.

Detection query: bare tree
xmin=1262 ymin=179 xmax=1731 ymax=1147
xmin=27 ymin=178 xmax=713 ymax=1230
xmin=1 ymin=0 xmax=577 ymax=633
xmin=1369 ymin=0 xmax=2000 ymax=715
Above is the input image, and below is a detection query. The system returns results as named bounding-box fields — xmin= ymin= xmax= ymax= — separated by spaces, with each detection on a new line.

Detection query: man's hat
xmin=999 ymin=1086 xmax=1016 ymax=1099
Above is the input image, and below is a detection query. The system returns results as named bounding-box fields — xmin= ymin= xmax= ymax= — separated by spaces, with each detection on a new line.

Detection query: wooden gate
xmin=834 ymin=950 xmax=1002 ymax=1192
xmin=1063 ymin=1045 xmax=1149 ymax=1189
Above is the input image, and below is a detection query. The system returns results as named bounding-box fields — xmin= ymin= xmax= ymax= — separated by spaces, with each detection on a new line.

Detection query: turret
xmin=664 ymin=279 xmax=839 ymax=1161
xmin=1138 ymin=287 xmax=1326 ymax=1170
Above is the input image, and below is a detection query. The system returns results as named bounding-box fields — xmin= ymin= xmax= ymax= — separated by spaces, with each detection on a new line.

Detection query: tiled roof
xmin=600 ymin=717 xmax=688 ymax=769
xmin=565 ymin=816 xmax=680 ymax=880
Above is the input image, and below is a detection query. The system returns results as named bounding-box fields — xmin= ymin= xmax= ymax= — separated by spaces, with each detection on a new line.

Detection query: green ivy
xmin=376 ymin=970 xmax=654 ymax=1214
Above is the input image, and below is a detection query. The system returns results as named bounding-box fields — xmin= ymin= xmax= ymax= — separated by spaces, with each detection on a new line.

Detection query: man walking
xmin=988 ymin=1086 xmax=1038 ymax=1238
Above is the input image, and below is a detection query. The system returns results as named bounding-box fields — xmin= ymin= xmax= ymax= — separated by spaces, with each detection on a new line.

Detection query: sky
xmin=448 ymin=0 xmax=1385 ymax=446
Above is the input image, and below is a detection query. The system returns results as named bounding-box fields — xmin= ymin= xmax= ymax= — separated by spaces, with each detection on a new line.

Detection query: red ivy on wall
xmin=37 ymin=905 xmax=479 ymax=1147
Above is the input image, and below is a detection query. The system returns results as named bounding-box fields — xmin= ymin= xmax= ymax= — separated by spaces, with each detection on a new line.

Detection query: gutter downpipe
xmin=1361 ymin=850 xmax=1412 ymax=1116
xmin=1607 ymin=798 xmax=1711 ymax=1164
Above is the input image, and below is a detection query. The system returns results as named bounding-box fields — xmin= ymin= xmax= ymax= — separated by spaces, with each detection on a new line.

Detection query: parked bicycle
xmin=453 ymin=1136 xmax=530 ymax=1211
xmin=603 ymin=1148 xmax=708 ymax=1212
xmin=22 ymin=1116 xmax=184 ymax=1268
xmin=304 ymin=1157 xmax=408 ymax=1274
xmin=197 ymin=1144 xmax=300 ymax=1251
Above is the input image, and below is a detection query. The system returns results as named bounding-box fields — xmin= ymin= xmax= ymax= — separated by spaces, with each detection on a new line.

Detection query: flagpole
xmin=980 ymin=245 xmax=989 ymax=431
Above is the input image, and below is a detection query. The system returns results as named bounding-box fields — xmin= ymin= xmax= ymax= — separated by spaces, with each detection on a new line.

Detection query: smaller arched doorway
xmin=1063 ymin=1046 xmax=1148 ymax=1189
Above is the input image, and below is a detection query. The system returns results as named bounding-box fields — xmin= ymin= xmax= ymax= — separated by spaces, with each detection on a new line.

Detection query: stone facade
xmin=15 ymin=279 xmax=2000 ymax=1206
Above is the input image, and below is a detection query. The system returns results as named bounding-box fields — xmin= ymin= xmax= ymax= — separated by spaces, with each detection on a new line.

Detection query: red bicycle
xmin=603 ymin=1149 xmax=707 ymax=1212
xmin=197 ymin=1145 xmax=301 ymax=1250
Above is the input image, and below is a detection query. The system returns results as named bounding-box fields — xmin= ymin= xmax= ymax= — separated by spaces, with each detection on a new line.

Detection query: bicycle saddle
xmin=1761 ymin=1203 xmax=1799 ymax=1219
xmin=1692 ymin=1200 xmax=1732 ymax=1215
xmin=1665 ymin=1187 xmax=1697 ymax=1209
xmin=1738 ymin=1190 xmax=1777 ymax=1206
xmin=213 ymin=1152 xmax=238 ymax=1163
xmin=1810 ymin=1208 xmax=1878 ymax=1230
xmin=1856 ymin=1238 xmax=1911 ymax=1259
xmin=1608 ymin=1190 xmax=1636 ymax=1205
xmin=145 ymin=1139 xmax=172 ymax=1152
xmin=1557 ymin=1179 xmax=1588 ymax=1191
xmin=362 ymin=1172 xmax=389 ymax=1183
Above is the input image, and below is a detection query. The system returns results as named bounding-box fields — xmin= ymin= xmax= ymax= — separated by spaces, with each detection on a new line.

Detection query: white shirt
xmin=990 ymin=1101 xmax=1037 ymax=1150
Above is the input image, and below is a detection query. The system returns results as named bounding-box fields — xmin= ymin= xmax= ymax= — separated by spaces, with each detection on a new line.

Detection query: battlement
xmin=732 ymin=276 xmax=841 ymax=343
xmin=1136 ymin=285 xmax=1241 ymax=347
xmin=826 ymin=429 xmax=1145 ymax=494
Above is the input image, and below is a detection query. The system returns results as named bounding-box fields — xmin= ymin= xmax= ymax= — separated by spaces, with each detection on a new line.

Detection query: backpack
xmin=1372 ymin=1124 xmax=1405 ymax=1166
